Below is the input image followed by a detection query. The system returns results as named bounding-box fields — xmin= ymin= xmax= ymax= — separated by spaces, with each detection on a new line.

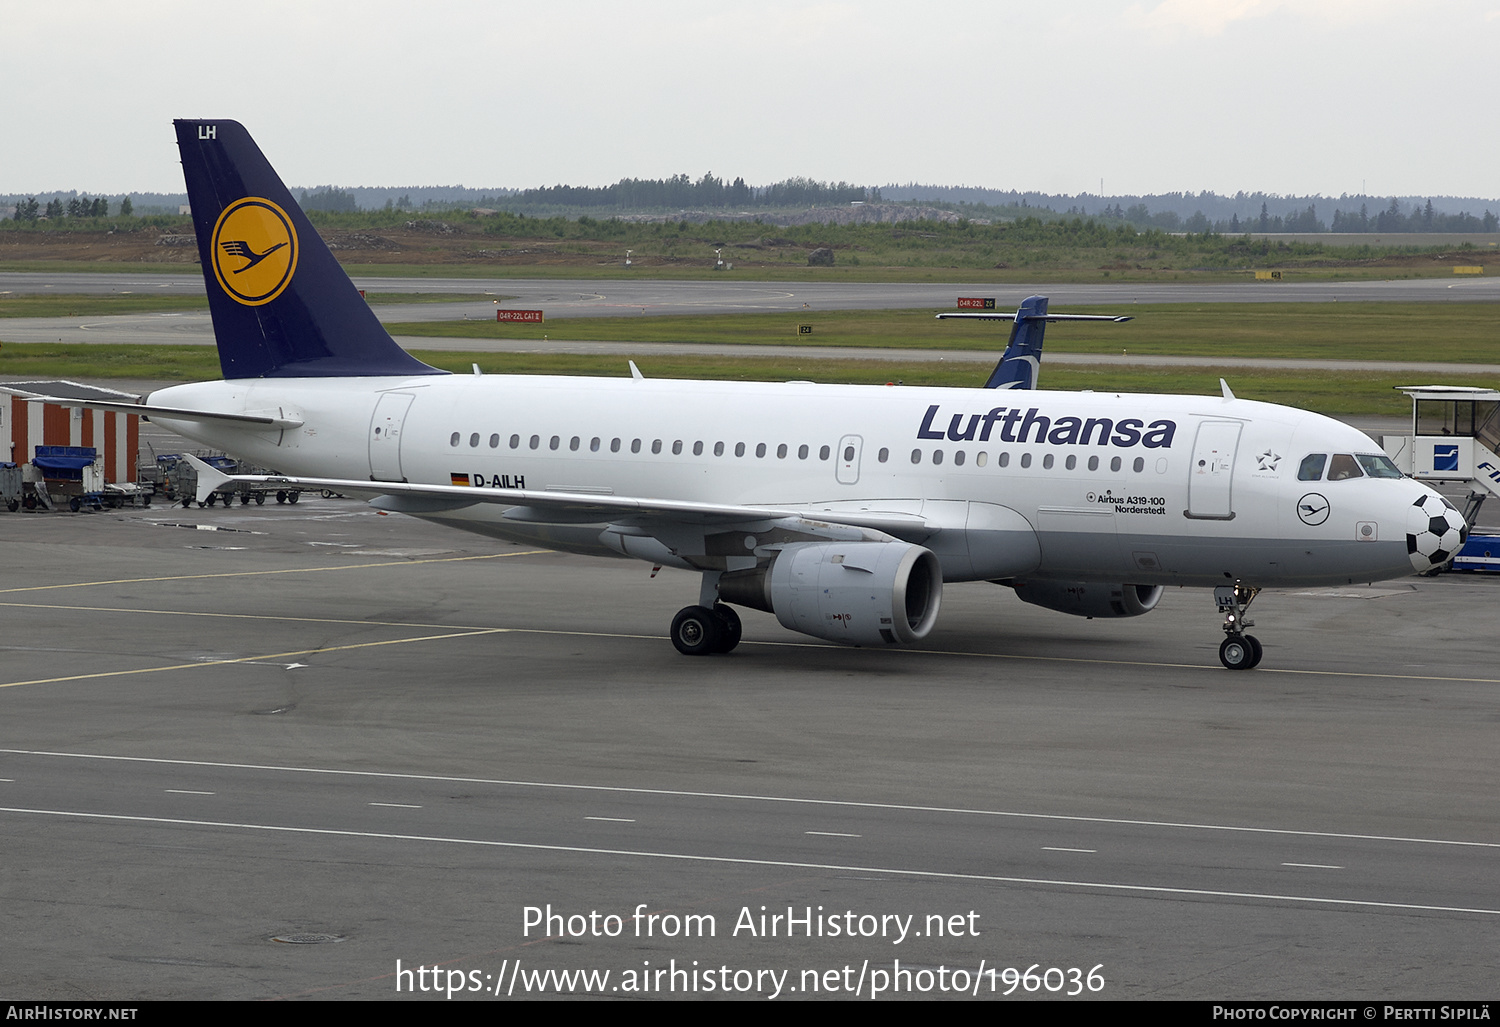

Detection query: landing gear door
xmin=1187 ymin=420 xmax=1242 ymax=520
xmin=369 ymin=392 xmax=414 ymax=482
xmin=836 ymin=434 xmax=863 ymax=485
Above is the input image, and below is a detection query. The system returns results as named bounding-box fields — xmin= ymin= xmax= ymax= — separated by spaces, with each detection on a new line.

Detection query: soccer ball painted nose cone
xmin=1406 ymin=494 xmax=1468 ymax=571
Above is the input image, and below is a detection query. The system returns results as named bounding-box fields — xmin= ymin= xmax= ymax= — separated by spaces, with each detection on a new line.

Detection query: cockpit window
xmin=1326 ymin=454 xmax=1363 ymax=481
xmin=1356 ymin=453 xmax=1404 ymax=479
xmin=1298 ymin=454 xmax=1327 ymax=481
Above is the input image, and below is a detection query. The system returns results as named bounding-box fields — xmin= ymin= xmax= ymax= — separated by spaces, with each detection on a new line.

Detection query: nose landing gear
xmin=1215 ymin=582 xmax=1263 ymax=670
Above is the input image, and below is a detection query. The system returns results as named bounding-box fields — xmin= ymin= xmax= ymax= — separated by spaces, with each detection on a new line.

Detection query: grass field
xmin=2 ymin=294 xmax=1494 ymax=417
xmin=385 ymin=302 xmax=1500 ymax=364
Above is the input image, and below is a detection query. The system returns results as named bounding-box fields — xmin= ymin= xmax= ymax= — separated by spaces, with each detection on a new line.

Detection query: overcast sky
xmin=5 ymin=0 xmax=1498 ymax=199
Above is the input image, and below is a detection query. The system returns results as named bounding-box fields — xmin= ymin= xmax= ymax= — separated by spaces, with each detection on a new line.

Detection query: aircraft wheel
xmin=1219 ymin=635 xmax=1257 ymax=670
xmin=1244 ymin=634 xmax=1263 ymax=669
xmin=712 ymin=603 xmax=742 ymax=653
xmin=671 ymin=605 xmax=722 ymax=656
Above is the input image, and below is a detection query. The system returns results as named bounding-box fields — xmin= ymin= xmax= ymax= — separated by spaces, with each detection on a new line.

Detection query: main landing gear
xmin=1215 ymin=582 xmax=1263 ymax=670
xmin=670 ymin=603 xmax=742 ymax=655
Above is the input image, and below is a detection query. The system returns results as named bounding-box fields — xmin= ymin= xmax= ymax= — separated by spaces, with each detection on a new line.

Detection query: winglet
xmin=1220 ymin=378 xmax=1236 ymax=401
xmin=629 ymin=360 xmax=645 ymax=380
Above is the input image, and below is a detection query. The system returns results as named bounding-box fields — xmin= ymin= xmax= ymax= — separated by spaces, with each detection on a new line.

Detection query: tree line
xmin=12 ymin=195 xmax=132 ymax=220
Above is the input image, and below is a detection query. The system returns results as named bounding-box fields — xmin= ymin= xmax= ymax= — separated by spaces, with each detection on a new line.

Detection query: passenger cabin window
xmin=1298 ymin=454 xmax=1327 ymax=481
xmin=1326 ymin=454 xmax=1362 ymax=481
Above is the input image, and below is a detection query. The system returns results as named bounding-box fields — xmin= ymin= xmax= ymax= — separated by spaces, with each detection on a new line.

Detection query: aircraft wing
xmin=182 ymin=456 xmax=934 ymax=538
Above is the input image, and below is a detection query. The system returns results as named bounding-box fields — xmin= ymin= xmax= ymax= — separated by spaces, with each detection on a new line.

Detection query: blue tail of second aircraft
xmin=936 ymin=296 xmax=1133 ymax=390
xmin=984 ymin=295 xmax=1050 ymax=390
xmin=175 ymin=119 xmax=445 ymax=380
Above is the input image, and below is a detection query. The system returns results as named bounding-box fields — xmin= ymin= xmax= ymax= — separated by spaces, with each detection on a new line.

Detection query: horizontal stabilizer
xmin=936 ymin=295 xmax=1131 ymax=390
xmin=0 ymin=387 xmax=303 ymax=429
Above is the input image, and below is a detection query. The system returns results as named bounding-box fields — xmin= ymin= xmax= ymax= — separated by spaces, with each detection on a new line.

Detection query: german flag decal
xmin=450 ymin=472 xmax=470 ymax=486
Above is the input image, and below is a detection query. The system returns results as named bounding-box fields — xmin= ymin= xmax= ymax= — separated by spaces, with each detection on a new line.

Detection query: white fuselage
xmin=148 ymin=373 xmax=1438 ymax=588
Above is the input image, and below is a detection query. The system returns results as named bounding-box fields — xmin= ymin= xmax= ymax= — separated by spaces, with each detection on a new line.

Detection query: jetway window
xmin=1417 ymin=400 xmax=1474 ymax=437
xmin=1478 ymin=402 xmax=1500 ymax=452
xmin=1298 ymin=454 xmax=1326 ymax=481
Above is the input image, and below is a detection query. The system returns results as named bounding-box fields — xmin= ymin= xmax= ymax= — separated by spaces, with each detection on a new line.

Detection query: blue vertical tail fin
xmin=984 ymin=295 xmax=1049 ymax=390
xmin=174 ymin=119 xmax=444 ymax=380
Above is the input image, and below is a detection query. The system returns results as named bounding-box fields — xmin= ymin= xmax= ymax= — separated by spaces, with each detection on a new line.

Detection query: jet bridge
xmin=1382 ymin=385 xmax=1500 ymax=527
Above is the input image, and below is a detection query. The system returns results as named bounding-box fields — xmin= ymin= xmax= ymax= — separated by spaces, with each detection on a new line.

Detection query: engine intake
xmin=720 ymin=541 xmax=942 ymax=645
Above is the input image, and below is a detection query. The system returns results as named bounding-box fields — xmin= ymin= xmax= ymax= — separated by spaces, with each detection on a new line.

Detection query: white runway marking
xmin=2 ymin=804 xmax=1495 ymax=919
xmin=4 ymin=749 xmax=1494 ymax=851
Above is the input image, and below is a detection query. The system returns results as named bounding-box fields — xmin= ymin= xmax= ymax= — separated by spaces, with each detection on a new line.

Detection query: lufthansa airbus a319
xmin=18 ymin=121 xmax=1467 ymax=669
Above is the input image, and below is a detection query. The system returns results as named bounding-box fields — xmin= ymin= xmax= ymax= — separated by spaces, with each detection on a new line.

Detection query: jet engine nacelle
xmin=1008 ymin=579 xmax=1164 ymax=619
xmin=720 ymin=541 xmax=942 ymax=645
